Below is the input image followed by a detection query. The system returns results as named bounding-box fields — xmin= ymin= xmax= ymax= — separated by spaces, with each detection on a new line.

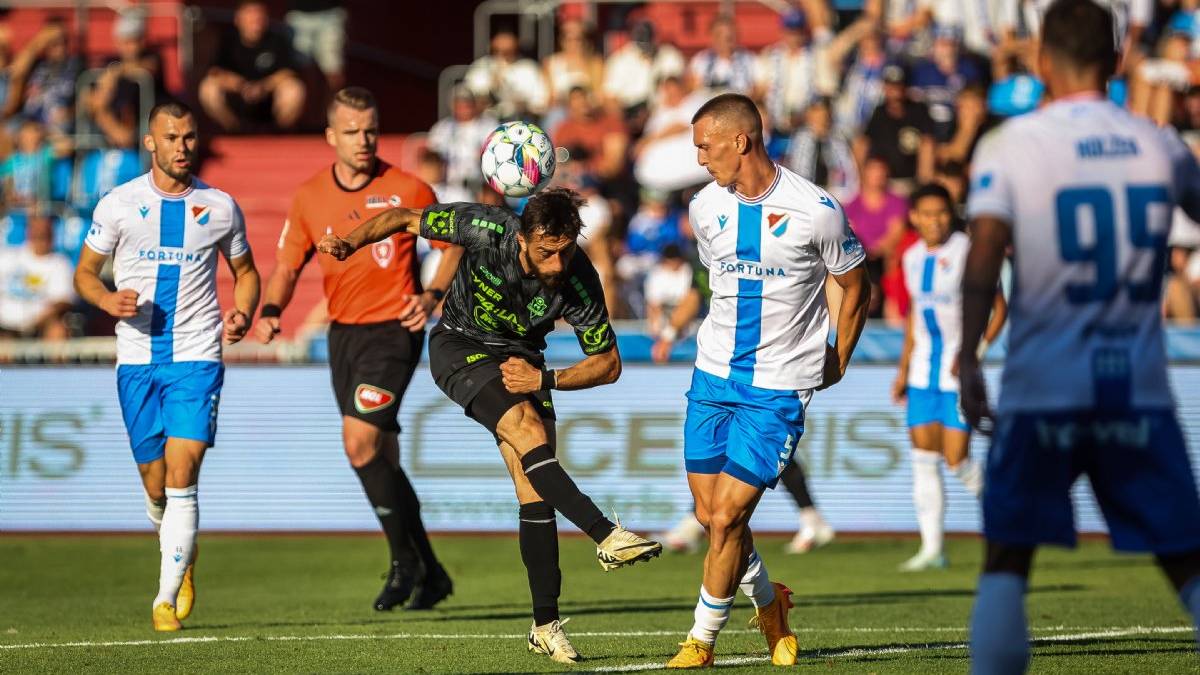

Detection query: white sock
xmin=689 ymin=586 xmax=734 ymax=645
xmin=153 ymin=485 xmax=198 ymax=608
xmin=145 ymin=491 xmax=166 ymax=532
xmin=799 ymin=506 xmax=824 ymax=532
xmin=911 ymin=450 xmax=944 ymax=558
xmin=951 ymin=458 xmax=983 ymax=497
xmin=738 ymin=549 xmax=776 ymax=608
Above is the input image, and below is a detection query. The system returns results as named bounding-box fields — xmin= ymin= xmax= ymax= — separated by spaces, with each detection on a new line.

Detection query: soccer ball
xmin=480 ymin=121 xmax=556 ymax=198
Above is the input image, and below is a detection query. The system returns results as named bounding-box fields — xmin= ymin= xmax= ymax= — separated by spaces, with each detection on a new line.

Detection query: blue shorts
xmin=116 ymin=361 xmax=224 ymax=464
xmin=984 ymin=410 xmax=1200 ymax=554
xmin=906 ymin=387 xmax=969 ymax=432
xmin=683 ymin=369 xmax=806 ymax=490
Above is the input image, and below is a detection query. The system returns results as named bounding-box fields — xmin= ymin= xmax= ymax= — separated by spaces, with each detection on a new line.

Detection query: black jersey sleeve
xmin=420 ymin=203 xmax=517 ymax=251
xmin=561 ymin=252 xmax=616 ymax=356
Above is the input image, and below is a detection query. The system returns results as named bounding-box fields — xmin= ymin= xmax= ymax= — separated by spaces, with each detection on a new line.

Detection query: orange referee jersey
xmin=277 ymin=160 xmax=445 ymax=324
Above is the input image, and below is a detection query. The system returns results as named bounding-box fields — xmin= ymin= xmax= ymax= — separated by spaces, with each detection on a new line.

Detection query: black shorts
xmin=328 ymin=320 xmax=424 ymax=432
xmin=427 ymin=326 xmax=555 ymax=433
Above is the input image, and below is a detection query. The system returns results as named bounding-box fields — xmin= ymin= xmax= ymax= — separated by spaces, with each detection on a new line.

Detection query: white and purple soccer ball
xmin=480 ymin=121 xmax=556 ymax=198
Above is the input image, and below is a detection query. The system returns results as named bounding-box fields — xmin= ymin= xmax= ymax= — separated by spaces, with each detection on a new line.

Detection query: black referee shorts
xmin=427 ymin=326 xmax=555 ymax=434
xmin=328 ymin=320 xmax=424 ymax=432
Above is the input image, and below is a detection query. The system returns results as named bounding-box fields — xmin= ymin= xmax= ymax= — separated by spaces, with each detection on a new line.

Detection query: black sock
xmin=520 ymin=444 xmax=614 ymax=544
xmin=780 ymin=461 xmax=815 ymax=509
xmin=519 ymin=501 xmax=561 ymax=626
xmin=394 ymin=465 xmax=440 ymax=573
xmin=353 ymin=453 xmax=417 ymax=568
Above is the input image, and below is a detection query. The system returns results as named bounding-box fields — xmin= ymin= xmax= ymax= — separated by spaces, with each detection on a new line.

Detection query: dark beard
xmin=156 ymin=154 xmax=191 ymax=183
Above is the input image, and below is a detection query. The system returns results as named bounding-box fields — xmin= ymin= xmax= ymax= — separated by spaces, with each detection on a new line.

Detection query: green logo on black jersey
xmin=581 ymin=322 xmax=613 ymax=354
xmin=426 ymin=210 xmax=456 ymax=236
xmin=466 ymin=353 xmax=489 ymax=364
xmin=477 ymin=266 xmax=503 ymax=286
xmin=527 ymin=296 xmax=547 ymax=319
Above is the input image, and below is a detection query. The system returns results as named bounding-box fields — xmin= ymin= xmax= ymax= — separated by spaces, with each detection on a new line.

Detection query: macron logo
xmin=717 ymin=214 xmax=728 ymax=229
xmin=817 ymin=194 xmax=835 ymax=210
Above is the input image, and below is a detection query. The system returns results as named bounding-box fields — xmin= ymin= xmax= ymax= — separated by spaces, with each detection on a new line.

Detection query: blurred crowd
xmin=0 ymin=0 xmax=343 ymax=341
xmin=425 ymin=0 xmax=1200 ymax=330
xmin=5 ymin=0 xmax=1200 ymax=344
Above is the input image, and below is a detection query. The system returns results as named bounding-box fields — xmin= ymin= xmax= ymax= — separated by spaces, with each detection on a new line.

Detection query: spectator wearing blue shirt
xmin=4 ymin=17 xmax=80 ymax=137
xmin=909 ymin=24 xmax=983 ymax=142
xmin=618 ymin=187 xmax=685 ymax=318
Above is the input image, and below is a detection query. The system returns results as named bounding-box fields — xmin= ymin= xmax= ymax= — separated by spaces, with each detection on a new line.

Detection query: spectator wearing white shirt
xmin=426 ymin=86 xmax=498 ymax=190
xmin=633 ymin=76 xmax=711 ymax=192
xmin=687 ymin=16 xmax=756 ymax=95
xmin=602 ymin=21 xmax=686 ymax=114
xmin=0 ymin=214 xmax=73 ymax=339
xmin=755 ymin=9 xmax=832 ymax=137
xmin=645 ymin=243 xmax=695 ymax=339
xmin=463 ymin=31 xmax=549 ymax=119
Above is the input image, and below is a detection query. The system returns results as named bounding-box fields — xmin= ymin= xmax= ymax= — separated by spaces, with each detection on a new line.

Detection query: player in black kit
xmin=318 ymin=188 xmax=662 ymax=664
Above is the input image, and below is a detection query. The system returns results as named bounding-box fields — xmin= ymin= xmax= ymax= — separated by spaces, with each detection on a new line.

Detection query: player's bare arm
xmin=500 ymin=346 xmax=621 ymax=395
xmin=74 ymin=246 xmax=138 ymax=318
xmin=959 ymin=215 xmax=1011 ymax=430
xmin=317 ymin=207 xmax=423 ymax=260
xmin=893 ymin=310 xmax=914 ymax=403
xmin=223 ymin=250 xmax=260 ymax=344
xmin=255 ymin=264 xmax=302 ymax=343
xmin=400 ymin=244 xmax=465 ymax=331
xmin=819 ymin=263 xmax=870 ymax=390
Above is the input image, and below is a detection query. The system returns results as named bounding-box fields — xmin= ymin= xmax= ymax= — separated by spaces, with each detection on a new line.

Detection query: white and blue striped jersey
xmin=690 ymin=165 xmax=866 ymax=390
xmin=84 ymin=173 xmax=249 ymax=365
xmin=967 ymin=96 xmax=1200 ymax=413
xmin=902 ymin=230 xmax=969 ymax=392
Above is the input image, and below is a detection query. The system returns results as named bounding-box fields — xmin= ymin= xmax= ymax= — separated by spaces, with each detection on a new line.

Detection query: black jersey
xmin=420 ymin=202 xmax=615 ymax=361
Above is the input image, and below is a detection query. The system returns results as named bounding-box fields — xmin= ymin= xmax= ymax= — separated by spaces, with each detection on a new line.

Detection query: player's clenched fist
xmin=317 ymin=234 xmax=354 ymax=260
xmin=223 ymin=309 xmax=250 ymax=344
xmin=254 ymin=316 xmax=281 ymax=344
xmin=500 ymin=357 xmax=541 ymax=394
xmin=99 ymin=288 xmax=139 ymax=318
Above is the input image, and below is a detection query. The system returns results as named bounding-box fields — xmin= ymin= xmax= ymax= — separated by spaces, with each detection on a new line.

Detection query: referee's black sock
xmin=394 ymin=465 xmax=441 ymax=573
xmin=354 ymin=453 xmax=417 ymax=569
xmin=519 ymin=501 xmax=561 ymax=626
xmin=780 ymin=462 xmax=815 ymax=509
xmin=520 ymin=444 xmax=615 ymax=544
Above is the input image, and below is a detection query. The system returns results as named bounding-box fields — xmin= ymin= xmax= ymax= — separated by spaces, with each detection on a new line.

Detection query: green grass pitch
xmin=0 ymin=534 xmax=1194 ymax=673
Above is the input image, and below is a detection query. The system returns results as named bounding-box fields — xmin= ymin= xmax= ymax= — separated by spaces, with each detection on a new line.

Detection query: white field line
xmin=589 ymin=626 xmax=1194 ymax=672
xmin=0 ymin=625 xmax=1190 ymax=653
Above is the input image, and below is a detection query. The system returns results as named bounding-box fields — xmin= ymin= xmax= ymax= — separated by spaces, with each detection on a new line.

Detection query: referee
xmin=254 ymin=87 xmax=463 ymax=611
xmin=317 ymin=188 xmax=662 ymax=663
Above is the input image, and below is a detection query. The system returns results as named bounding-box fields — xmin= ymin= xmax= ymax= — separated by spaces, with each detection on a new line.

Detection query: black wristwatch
xmin=427 ymin=288 xmax=445 ymax=301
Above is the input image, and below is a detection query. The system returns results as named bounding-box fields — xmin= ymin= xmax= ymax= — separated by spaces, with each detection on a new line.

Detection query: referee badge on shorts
xmin=354 ymin=384 xmax=396 ymax=414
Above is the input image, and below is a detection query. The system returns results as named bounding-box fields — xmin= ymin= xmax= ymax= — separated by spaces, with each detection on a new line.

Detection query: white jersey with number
xmin=902 ymin=230 xmax=968 ymax=392
xmin=84 ymin=173 xmax=250 ymax=365
xmin=967 ymin=96 xmax=1200 ymax=413
xmin=690 ymin=165 xmax=866 ymax=391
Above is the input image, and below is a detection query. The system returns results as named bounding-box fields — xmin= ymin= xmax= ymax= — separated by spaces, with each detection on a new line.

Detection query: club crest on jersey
xmin=389 ymin=194 xmax=402 ymax=207
xmin=767 ymin=213 xmax=789 ymax=237
xmin=365 ymin=195 xmax=388 ymax=209
xmin=191 ymin=205 xmax=211 ymax=225
xmin=354 ymin=384 xmax=396 ymax=413
xmin=371 ymin=240 xmax=393 ymax=268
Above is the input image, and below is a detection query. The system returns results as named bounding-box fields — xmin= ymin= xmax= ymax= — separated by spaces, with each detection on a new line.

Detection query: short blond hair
xmin=327 ymin=86 xmax=377 ymax=123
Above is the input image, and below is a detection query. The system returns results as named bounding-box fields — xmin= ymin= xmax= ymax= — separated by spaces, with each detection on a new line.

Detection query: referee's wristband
xmin=260 ymin=304 xmax=283 ymax=319
xmin=541 ymin=369 xmax=557 ymax=391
